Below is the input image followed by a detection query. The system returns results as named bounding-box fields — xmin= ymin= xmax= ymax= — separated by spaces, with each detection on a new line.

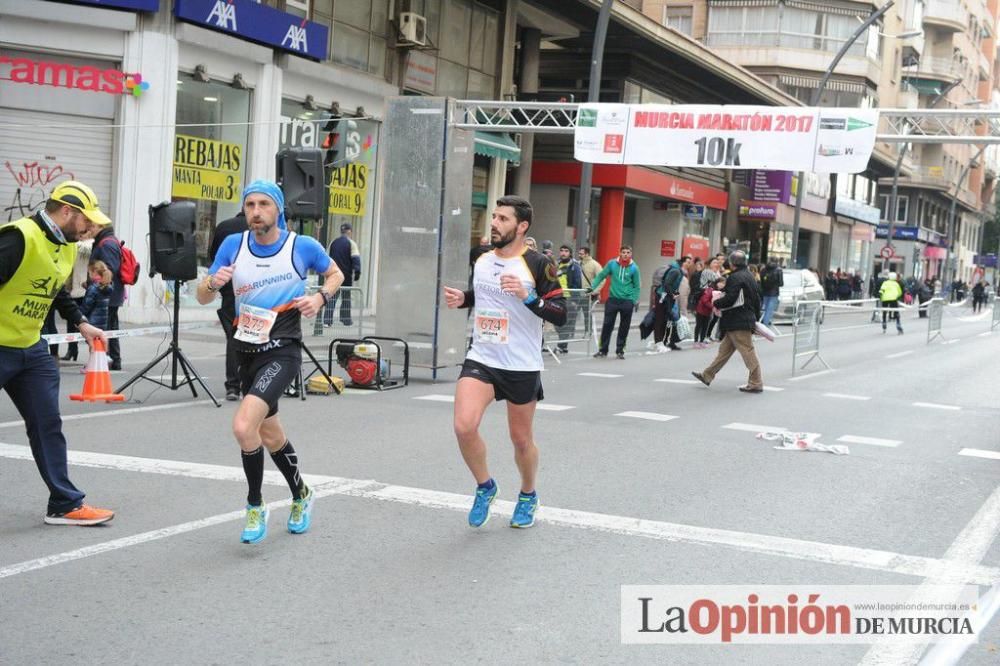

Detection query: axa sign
xmin=175 ymin=0 xmax=328 ymax=61
xmin=206 ymin=0 xmax=237 ymax=30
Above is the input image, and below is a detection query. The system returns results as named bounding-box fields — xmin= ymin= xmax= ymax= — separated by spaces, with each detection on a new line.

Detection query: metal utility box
xmin=376 ymin=97 xmax=473 ymax=374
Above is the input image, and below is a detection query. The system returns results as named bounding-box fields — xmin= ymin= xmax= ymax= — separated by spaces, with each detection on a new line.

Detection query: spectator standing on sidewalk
xmin=554 ymin=244 xmax=582 ymax=353
xmin=589 ymin=246 xmax=641 ymax=359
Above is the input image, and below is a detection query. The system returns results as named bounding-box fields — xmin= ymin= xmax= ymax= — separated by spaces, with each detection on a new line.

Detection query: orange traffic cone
xmin=70 ymin=338 xmax=125 ymax=402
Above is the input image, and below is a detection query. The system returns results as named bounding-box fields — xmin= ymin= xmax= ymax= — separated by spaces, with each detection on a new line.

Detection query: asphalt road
xmin=0 ymin=302 xmax=997 ymax=665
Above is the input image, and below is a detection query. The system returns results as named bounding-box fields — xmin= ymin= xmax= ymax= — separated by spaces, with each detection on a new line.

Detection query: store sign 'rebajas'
xmin=172 ymin=134 xmax=242 ymax=203
xmin=575 ymin=104 xmax=878 ymax=173
xmin=328 ymin=164 xmax=368 ymax=216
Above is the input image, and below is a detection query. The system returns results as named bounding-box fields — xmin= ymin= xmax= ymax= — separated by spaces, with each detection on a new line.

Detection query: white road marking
xmin=536 ymin=403 xmax=575 ymax=411
xmin=761 ymin=386 xmax=784 ymax=392
xmin=654 ymin=378 xmax=700 ymax=384
xmin=1 ymin=443 xmax=997 ymax=587
xmin=885 ymin=350 xmax=914 ymax=359
xmin=943 ymin=339 xmax=960 ymax=345
xmin=823 ymin=392 xmax=871 ymax=401
xmin=722 ymin=422 xmax=787 ymax=433
xmin=615 ymin=411 xmax=679 ymax=422
xmin=978 ymin=331 xmax=993 ymax=337
xmin=0 ymin=400 xmax=217 ymax=429
xmin=413 ymin=394 xmax=454 ymax=403
xmin=913 ymin=401 xmax=961 ymax=411
xmin=787 ymin=369 xmax=834 ymax=381
xmin=958 ymin=448 xmax=1000 ymax=461
xmin=860 ymin=485 xmax=1000 ymax=664
xmin=577 ymin=372 xmax=623 ymax=378
xmin=837 ymin=435 xmax=902 ymax=448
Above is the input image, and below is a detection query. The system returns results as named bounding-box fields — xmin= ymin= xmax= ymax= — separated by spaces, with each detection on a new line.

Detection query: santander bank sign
xmin=0 ymin=54 xmax=149 ymax=97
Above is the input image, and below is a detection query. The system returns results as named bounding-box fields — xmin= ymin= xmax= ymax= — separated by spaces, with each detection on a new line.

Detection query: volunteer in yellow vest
xmin=0 ymin=181 xmax=115 ymax=526
xmin=879 ymin=271 xmax=904 ymax=335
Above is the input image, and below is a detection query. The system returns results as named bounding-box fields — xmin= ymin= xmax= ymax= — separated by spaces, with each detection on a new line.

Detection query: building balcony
xmin=903 ymin=56 xmax=963 ymax=89
xmin=706 ymin=43 xmax=880 ymax=85
xmin=923 ymin=0 xmax=967 ymax=32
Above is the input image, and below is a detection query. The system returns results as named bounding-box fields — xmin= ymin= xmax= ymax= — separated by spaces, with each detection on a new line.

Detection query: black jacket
xmin=715 ymin=266 xmax=762 ymax=333
xmin=760 ymin=266 xmax=783 ymax=296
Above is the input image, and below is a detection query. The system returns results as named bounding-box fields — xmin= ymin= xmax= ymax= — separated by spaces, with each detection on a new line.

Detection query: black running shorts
xmin=459 ymin=359 xmax=544 ymax=405
xmin=238 ymin=343 xmax=301 ymax=418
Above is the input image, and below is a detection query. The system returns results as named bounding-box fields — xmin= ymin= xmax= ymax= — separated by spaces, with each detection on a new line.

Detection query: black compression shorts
xmin=459 ymin=359 xmax=544 ymax=405
xmin=238 ymin=343 xmax=301 ymax=418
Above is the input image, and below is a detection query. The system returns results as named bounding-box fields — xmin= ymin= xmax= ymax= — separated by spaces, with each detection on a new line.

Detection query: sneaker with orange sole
xmin=44 ymin=505 xmax=115 ymax=526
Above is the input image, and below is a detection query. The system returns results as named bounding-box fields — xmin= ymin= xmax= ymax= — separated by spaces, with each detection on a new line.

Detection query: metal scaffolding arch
xmin=453 ymin=100 xmax=1000 ymax=145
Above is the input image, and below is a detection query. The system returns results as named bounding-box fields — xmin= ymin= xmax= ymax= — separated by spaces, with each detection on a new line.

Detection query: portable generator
xmin=328 ymin=336 xmax=409 ymax=391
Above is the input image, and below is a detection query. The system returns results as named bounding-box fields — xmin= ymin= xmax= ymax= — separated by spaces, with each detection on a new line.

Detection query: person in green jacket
xmin=879 ymin=271 xmax=904 ymax=334
xmin=587 ymin=245 xmax=641 ymax=358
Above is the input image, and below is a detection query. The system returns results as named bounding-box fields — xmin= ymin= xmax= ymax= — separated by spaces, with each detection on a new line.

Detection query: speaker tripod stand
xmin=115 ymin=279 xmax=221 ymax=407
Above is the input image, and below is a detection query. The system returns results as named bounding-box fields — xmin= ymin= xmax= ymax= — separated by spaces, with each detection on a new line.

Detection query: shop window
xmin=319 ymin=0 xmax=389 ymax=77
xmin=276 ymin=99 xmax=381 ymax=301
xmin=172 ymin=73 xmax=251 ymax=304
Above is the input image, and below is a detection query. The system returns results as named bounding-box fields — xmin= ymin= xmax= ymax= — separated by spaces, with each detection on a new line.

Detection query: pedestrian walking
xmin=0 ymin=180 xmax=115 ymax=525
xmin=443 ymin=195 xmax=567 ymax=529
xmin=588 ymin=246 xmax=641 ymax=359
xmin=691 ymin=251 xmax=765 ymax=393
xmin=198 ymin=180 xmax=344 ymax=544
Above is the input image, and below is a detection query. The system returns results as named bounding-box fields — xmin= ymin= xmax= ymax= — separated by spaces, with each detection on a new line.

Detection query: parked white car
xmin=773 ymin=269 xmax=825 ymax=324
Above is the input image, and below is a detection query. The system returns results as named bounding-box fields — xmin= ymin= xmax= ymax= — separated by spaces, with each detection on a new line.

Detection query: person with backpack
xmin=91 ymin=223 xmax=139 ymax=370
xmin=759 ymin=261 xmax=783 ymax=327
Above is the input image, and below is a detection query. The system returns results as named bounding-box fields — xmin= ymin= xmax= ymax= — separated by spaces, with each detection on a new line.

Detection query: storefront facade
xmin=1 ymin=0 xmax=398 ymax=322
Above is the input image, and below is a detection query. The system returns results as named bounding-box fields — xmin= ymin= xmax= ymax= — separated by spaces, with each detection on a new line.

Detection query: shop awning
xmin=903 ymin=78 xmax=941 ymax=96
xmin=473 ymin=131 xmax=520 ymax=162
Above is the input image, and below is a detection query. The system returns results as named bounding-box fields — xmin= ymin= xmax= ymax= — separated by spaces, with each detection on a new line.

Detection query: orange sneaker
xmin=44 ymin=505 xmax=115 ymax=526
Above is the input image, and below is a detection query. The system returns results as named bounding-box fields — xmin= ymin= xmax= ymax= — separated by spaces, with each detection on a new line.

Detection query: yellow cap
xmin=50 ymin=181 xmax=112 ymax=227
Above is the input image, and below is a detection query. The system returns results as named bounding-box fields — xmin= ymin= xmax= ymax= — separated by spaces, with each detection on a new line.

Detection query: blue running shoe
xmin=287 ymin=486 xmax=314 ymax=534
xmin=468 ymin=482 xmax=498 ymax=527
xmin=241 ymin=504 xmax=269 ymax=544
xmin=510 ymin=493 xmax=538 ymax=528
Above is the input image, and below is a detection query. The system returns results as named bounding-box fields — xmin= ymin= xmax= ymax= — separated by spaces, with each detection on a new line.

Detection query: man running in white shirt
xmin=443 ymin=196 xmax=567 ymax=529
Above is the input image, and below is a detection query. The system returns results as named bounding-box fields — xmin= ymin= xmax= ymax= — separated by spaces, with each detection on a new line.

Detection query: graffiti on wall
xmin=3 ymin=160 xmax=76 ymax=221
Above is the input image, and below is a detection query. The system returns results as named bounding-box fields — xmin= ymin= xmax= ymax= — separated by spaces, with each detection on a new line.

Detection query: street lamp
xmin=882 ymin=80 xmax=962 ymax=273
xmin=790 ymin=0 xmax=895 ymax=268
xmin=575 ymin=0 xmax=614 ymax=250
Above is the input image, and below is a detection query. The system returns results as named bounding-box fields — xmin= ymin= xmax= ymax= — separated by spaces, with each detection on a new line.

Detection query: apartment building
xmin=642 ymin=0 xmax=998 ymax=281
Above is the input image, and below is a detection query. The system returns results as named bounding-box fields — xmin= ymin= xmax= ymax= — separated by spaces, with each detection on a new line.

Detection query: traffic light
xmin=322 ymin=114 xmax=343 ymax=168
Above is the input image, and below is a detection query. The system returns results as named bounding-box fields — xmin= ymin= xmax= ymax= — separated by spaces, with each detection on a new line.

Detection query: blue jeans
xmin=0 ymin=339 xmax=86 ymax=514
xmin=762 ymin=295 xmax=779 ymax=326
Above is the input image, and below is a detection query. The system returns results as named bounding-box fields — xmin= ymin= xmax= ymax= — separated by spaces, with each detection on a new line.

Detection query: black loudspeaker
xmin=276 ymin=147 xmax=326 ymax=219
xmin=149 ymin=201 xmax=197 ymax=281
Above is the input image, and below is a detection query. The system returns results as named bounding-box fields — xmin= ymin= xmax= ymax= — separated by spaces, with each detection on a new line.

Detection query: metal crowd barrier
xmin=926 ymin=298 xmax=945 ymax=344
xmin=993 ymin=299 xmax=1000 ymax=332
xmin=308 ymin=285 xmax=365 ymax=340
xmin=541 ymin=289 xmax=593 ymax=362
xmin=791 ymin=300 xmax=829 ymax=376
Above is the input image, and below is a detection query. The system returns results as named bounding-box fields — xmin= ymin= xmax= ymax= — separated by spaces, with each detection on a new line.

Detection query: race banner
xmin=574 ymin=104 xmax=878 ymax=173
